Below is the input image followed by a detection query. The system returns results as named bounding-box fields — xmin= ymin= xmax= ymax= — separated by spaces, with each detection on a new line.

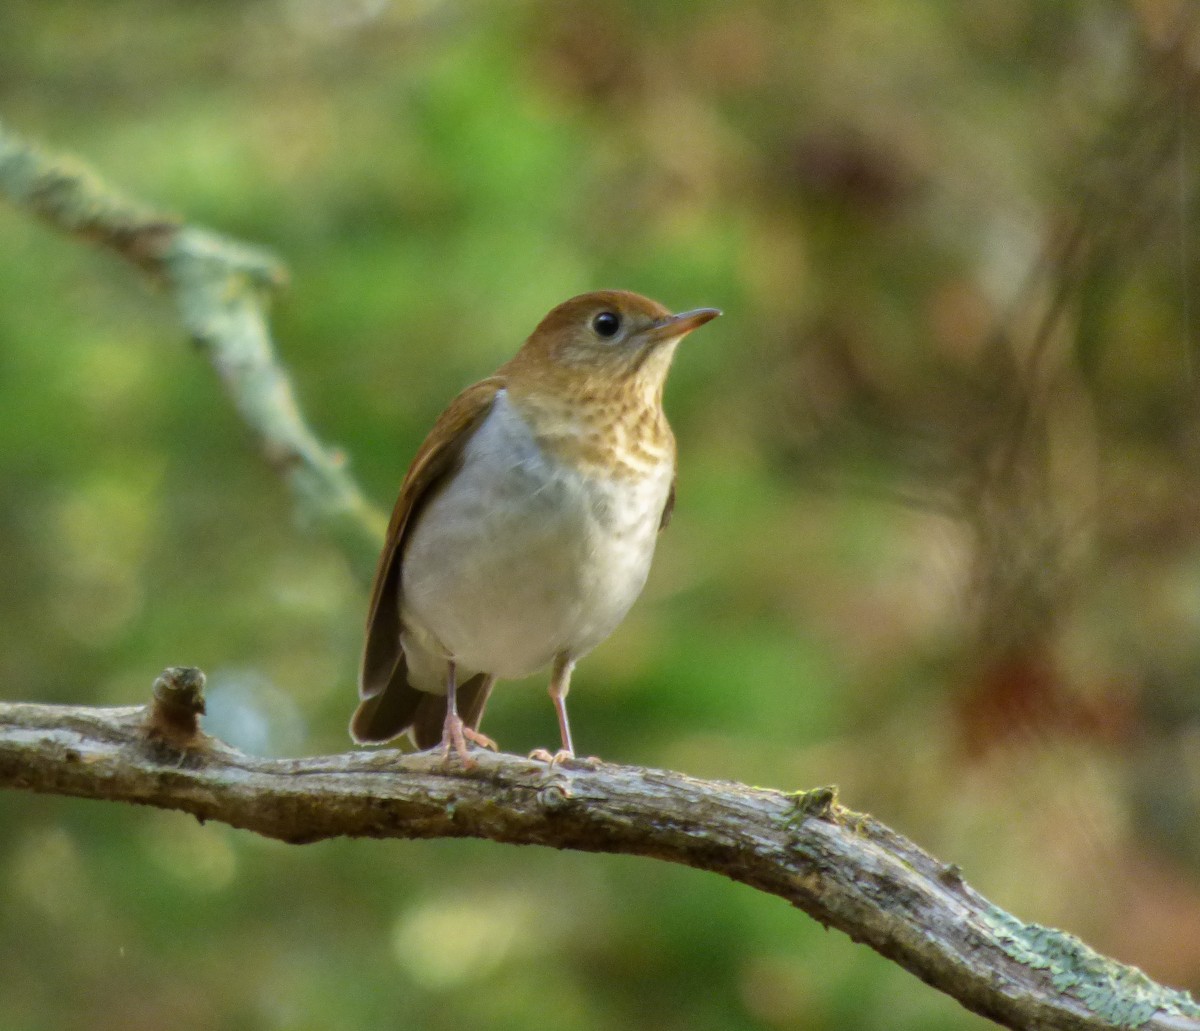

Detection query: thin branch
xmin=0 ymin=119 xmax=387 ymax=578
xmin=2 ymin=680 xmax=1198 ymax=1031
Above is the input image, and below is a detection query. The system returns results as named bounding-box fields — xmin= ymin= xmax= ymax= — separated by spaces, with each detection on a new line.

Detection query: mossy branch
xmin=1 ymin=677 xmax=1198 ymax=1031
xmin=0 ymin=119 xmax=387 ymax=577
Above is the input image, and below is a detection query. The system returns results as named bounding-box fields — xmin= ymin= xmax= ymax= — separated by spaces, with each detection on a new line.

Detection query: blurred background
xmin=2 ymin=0 xmax=1199 ymax=1028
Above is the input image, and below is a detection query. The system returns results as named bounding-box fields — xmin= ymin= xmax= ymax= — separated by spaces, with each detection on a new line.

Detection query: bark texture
xmin=1 ymin=691 xmax=1197 ymax=1031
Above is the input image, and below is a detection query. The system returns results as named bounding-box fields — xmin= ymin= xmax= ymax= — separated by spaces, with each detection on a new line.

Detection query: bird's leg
xmin=530 ymin=653 xmax=575 ymax=764
xmin=440 ymin=660 xmax=473 ymax=763
xmin=551 ymin=654 xmax=576 ymax=757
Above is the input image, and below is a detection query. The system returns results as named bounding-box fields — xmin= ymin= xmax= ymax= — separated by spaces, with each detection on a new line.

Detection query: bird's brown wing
xmin=355 ymin=377 xmax=504 ymax=737
xmin=658 ymin=475 xmax=676 ymax=532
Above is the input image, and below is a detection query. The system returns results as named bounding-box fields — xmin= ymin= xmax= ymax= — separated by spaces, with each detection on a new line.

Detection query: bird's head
xmin=505 ymin=290 xmax=721 ymax=407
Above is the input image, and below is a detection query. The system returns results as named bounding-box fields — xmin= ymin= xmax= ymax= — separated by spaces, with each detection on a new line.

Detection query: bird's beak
xmin=646 ymin=307 xmax=722 ymax=343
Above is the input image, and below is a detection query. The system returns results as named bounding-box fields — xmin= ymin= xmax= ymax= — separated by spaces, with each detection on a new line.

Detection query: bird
xmin=351 ymin=290 xmax=720 ymax=761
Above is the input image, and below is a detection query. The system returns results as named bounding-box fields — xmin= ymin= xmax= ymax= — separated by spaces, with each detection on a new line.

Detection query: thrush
xmin=351 ymin=290 xmax=720 ymax=760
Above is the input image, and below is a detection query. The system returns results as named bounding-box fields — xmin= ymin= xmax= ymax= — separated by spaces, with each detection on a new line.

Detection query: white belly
xmin=399 ymin=390 xmax=672 ymax=692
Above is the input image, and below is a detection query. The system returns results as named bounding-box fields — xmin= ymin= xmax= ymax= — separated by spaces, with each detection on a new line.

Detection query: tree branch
xmin=0 ymin=119 xmax=387 ymax=578
xmin=2 ymin=677 xmax=1197 ymax=1031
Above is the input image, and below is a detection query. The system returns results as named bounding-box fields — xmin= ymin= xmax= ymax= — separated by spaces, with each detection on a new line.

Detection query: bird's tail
xmin=351 ymin=657 xmax=495 ymax=749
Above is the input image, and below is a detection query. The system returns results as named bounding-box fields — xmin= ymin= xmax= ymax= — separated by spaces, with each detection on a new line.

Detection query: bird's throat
xmin=504 ymin=381 xmax=675 ymax=482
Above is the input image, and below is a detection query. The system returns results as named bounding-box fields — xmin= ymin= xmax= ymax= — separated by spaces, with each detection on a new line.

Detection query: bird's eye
xmin=592 ymin=311 xmax=621 ymax=338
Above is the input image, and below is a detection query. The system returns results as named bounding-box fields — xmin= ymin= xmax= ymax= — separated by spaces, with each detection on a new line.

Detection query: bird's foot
xmin=463 ymin=726 xmax=498 ymax=751
xmin=530 ymin=748 xmax=600 ymax=770
xmin=441 ymin=712 xmax=475 ymax=766
xmin=529 ymin=747 xmax=574 ymax=766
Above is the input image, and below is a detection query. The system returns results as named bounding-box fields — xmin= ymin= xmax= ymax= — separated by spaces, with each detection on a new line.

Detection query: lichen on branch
xmin=0 ymin=119 xmax=387 ymax=577
xmin=0 ymin=679 xmax=1197 ymax=1031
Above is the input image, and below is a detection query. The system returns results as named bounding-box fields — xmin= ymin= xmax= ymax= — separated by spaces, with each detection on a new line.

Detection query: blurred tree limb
xmin=1 ymin=681 xmax=1198 ymax=1031
xmin=0 ymin=119 xmax=387 ymax=578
